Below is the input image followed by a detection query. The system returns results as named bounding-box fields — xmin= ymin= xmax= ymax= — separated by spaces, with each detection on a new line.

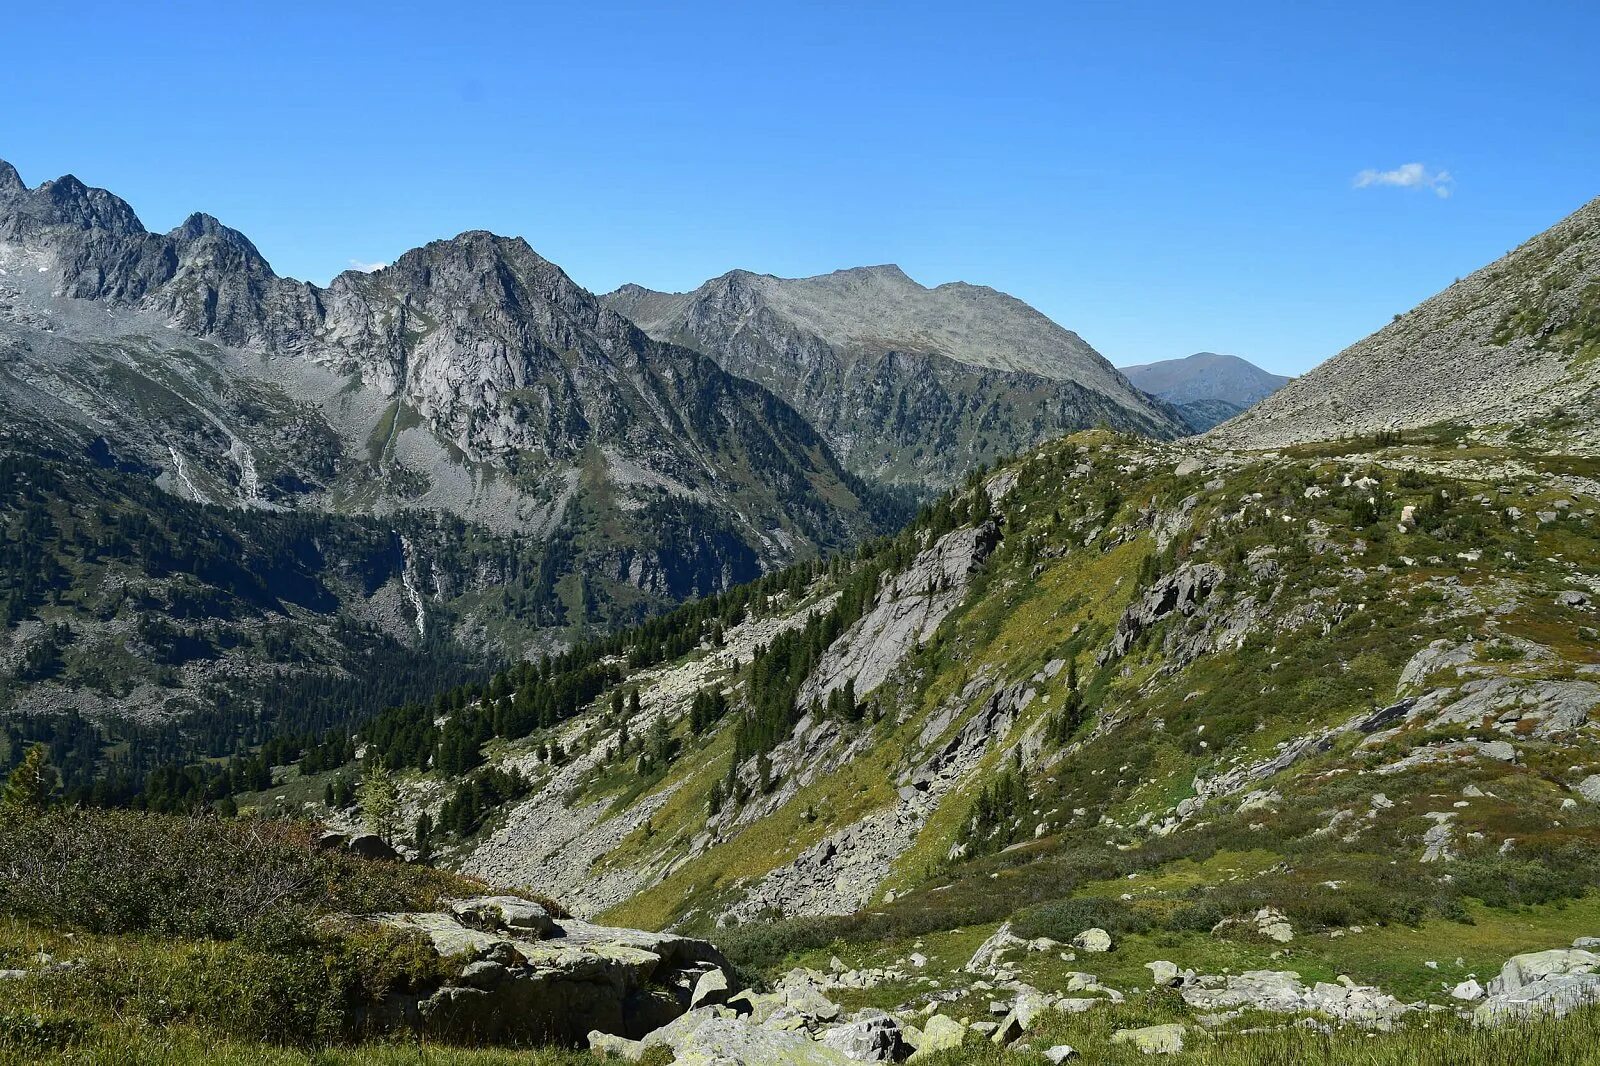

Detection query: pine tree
xmin=415 ymin=811 xmax=434 ymax=864
xmin=1 ymin=743 xmax=56 ymax=810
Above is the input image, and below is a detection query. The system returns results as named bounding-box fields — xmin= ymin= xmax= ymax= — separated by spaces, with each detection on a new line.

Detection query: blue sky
xmin=2 ymin=1 xmax=1595 ymax=374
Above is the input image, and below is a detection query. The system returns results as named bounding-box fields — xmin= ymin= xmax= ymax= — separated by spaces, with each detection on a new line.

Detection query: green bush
xmin=0 ymin=808 xmax=480 ymax=940
xmin=1012 ymin=895 xmax=1151 ymax=941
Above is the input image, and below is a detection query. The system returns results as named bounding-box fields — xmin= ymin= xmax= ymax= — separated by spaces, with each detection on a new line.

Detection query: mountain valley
xmin=4 ymin=164 xmax=1600 ymax=1066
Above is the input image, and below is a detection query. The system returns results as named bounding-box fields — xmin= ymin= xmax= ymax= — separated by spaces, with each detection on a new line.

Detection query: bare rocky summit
xmin=1211 ymin=195 xmax=1600 ymax=448
xmin=604 ymin=265 xmax=1184 ymax=490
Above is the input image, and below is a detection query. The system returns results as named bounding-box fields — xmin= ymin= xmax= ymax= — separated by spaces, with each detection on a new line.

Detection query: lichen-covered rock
xmin=1111 ymin=1023 xmax=1186 ymax=1054
xmin=641 ymin=1007 xmax=854 ymax=1065
xmin=819 ymin=1014 xmax=908 ymax=1061
xmin=370 ymin=910 xmax=733 ymax=1044
xmin=908 ymin=1015 xmax=966 ymax=1060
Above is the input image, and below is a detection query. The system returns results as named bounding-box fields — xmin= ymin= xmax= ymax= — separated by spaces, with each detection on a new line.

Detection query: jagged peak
xmin=169 ymin=211 xmax=268 ymax=262
xmin=30 ymin=173 xmax=146 ymax=235
xmin=0 ymin=159 xmax=24 ymax=198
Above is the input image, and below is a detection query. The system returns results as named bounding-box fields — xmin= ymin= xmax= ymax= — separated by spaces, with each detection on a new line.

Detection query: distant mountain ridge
xmin=0 ymin=157 xmax=900 ymax=734
xmin=1210 ymin=194 xmax=1600 ymax=449
xmin=605 ymin=265 xmax=1185 ymax=490
xmin=1121 ymin=352 xmax=1291 ymax=432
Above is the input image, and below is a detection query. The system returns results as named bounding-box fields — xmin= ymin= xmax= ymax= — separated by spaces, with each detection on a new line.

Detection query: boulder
xmin=1072 ymin=927 xmax=1112 ymax=953
xmin=690 ymin=967 xmax=732 ymax=1010
xmin=347 ymin=833 xmax=398 ymax=861
xmin=1452 ymin=979 xmax=1484 ymax=1001
xmin=1146 ymin=960 xmax=1181 ymax=987
xmin=643 ymin=1007 xmax=854 ymax=1065
xmin=1212 ymin=907 xmax=1293 ymax=942
xmin=965 ymin=921 xmax=1027 ymax=972
xmin=1182 ymin=970 xmax=1412 ymax=1029
xmin=372 ymin=910 xmax=733 ymax=1044
xmin=588 ymin=1030 xmax=646 ymax=1060
xmin=1488 ymin=949 xmax=1600 ymax=994
xmin=775 ymin=969 xmax=843 ymax=1025
xmin=820 ymin=1014 xmax=909 ymax=1061
xmin=450 ymin=895 xmax=555 ymax=938
xmin=908 ymin=1015 xmax=965 ymax=1059
xmin=1112 ymin=1023 xmax=1186 ymax=1054
xmin=1045 ymin=1047 xmax=1078 ymax=1064
xmin=989 ymin=1012 xmax=1023 ymax=1046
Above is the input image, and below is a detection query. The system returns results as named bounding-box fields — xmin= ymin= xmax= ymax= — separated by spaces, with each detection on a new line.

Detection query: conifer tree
xmin=360 ymin=760 xmax=399 ymax=843
xmin=1 ymin=743 xmax=56 ymax=810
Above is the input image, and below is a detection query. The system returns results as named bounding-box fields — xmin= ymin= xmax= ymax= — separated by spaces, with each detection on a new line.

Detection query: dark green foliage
xmin=439 ymin=767 xmax=531 ymax=838
xmin=0 ymin=808 xmax=478 ymax=939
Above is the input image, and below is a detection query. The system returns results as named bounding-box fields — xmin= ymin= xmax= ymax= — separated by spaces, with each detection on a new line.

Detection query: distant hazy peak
xmin=1122 ymin=352 xmax=1290 ymax=405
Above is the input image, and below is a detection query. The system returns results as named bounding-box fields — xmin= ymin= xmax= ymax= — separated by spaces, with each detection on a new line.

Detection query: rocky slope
xmin=1210 ymin=194 xmax=1600 ymax=448
xmin=0 ymin=159 xmax=901 ymax=740
xmin=258 ymin=409 xmax=1600 ymax=1056
xmin=604 ymin=266 xmax=1185 ymax=491
xmin=1121 ymin=352 xmax=1291 ymax=432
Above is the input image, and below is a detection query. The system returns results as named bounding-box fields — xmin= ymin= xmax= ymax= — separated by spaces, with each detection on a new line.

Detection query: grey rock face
xmin=605 ymin=266 xmax=1184 ymax=490
xmin=819 ymin=1014 xmax=909 ymax=1061
xmin=372 ymin=907 xmax=733 ymax=1045
xmin=1475 ymin=949 xmax=1600 ymax=1025
xmin=801 ymin=520 xmax=1000 ymax=706
xmin=1100 ymin=562 xmax=1225 ymax=663
xmin=1211 ymin=195 xmax=1600 ymax=448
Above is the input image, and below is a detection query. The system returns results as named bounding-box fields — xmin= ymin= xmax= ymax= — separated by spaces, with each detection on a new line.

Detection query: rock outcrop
xmin=371 ymin=898 xmax=733 ymax=1044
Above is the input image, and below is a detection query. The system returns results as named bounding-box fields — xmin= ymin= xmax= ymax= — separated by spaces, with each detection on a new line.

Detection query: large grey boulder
xmin=371 ymin=909 xmax=733 ymax=1044
xmin=819 ymin=1014 xmax=909 ymax=1061
xmin=641 ymin=1007 xmax=854 ymax=1065
xmin=1072 ymin=927 xmax=1113 ymax=953
xmin=908 ymin=1015 xmax=966 ymax=1060
xmin=1475 ymin=948 xmax=1600 ymax=1025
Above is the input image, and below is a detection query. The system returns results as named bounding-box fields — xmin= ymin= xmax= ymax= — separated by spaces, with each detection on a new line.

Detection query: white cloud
xmin=348 ymin=258 xmax=387 ymax=273
xmin=1353 ymin=162 xmax=1454 ymax=198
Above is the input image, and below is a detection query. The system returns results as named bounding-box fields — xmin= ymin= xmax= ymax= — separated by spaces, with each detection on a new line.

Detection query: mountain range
xmin=1120 ymin=351 xmax=1291 ymax=432
xmin=603 ymin=266 xmax=1185 ymax=489
xmin=0 ymin=159 xmax=899 ymax=754
xmin=5 ymin=156 xmax=1600 ymax=1063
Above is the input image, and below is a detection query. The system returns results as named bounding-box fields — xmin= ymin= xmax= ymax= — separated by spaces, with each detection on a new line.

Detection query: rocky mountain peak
xmin=0 ymin=159 xmax=24 ymax=199
xmin=604 ymin=263 xmax=1186 ymax=489
xmin=28 ymin=173 xmax=146 ymax=236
